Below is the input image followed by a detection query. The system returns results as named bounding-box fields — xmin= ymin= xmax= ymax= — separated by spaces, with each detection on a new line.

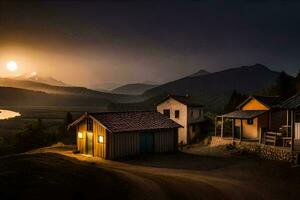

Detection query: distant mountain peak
xmin=240 ymin=63 xmax=271 ymax=71
xmin=112 ymin=83 xmax=158 ymax=95
xmin=189 ymin=69 xmax=210 ymax=77
xmin=12 ymin=72 xmax=68 ymax=87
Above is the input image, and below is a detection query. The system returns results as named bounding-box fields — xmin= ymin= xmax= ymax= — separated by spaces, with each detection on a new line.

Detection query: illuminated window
xmin=78 ymin=132 xmax=83 ymax=139
xmin=98 ymin=135 xmax=104 ymax=143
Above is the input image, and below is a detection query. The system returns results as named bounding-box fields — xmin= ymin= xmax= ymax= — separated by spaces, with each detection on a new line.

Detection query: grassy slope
xmin=0 ymin=152 xmax=134 ymax=200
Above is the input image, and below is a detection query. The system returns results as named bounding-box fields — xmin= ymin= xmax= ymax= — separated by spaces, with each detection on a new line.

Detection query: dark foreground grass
xmin=0 ymin=153 xmax=134 ymax=200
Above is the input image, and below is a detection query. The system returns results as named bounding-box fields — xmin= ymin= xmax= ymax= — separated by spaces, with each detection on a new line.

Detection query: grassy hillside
xmin=0 ymin=78 xmax=144 ymax=103
xmin=0 ymin=151 xmax=133 ymax=200
xmin=0 ymin=87 xmax=111 ymax=107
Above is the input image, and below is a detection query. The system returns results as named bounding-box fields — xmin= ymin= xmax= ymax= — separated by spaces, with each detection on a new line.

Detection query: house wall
xmin=242 ymin=118 xmax=259 ymax=138
xmin=92 ymin=120 xmax=107 ymax=158
xmin=76 ymin=119 xmax=87 ymax=154
xmin=188 ymin=107 xmax=203 ymax=121
xmin=154 ymin=129 xmax=177 ymax=153
xmin=107 ymin=132 xmax=140 ymax=160
xmin=241 ymin=99 xmax=269 ymax=111
xmin=234 ymin=118 xmax=259 ymax=139
xmin=270 ymin=110 xmax=287 ymax=131
xmin=257 ymin=112 xmax=269 ymax=138
xmin=107 ymin=129 xmax=177 ymax=160
xmin=187 ymin=107 xmax=204 ymax=142
xmin=157 ymin=98 xmax=188 ymax=144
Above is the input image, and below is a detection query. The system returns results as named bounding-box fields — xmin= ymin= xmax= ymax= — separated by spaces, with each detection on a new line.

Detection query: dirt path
xmin=25 ymin=145 xmax=289 ymax=200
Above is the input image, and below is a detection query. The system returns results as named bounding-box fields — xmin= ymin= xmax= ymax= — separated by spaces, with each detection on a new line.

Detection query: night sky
xmin=0 ymin=0 xmax=299 ymax=88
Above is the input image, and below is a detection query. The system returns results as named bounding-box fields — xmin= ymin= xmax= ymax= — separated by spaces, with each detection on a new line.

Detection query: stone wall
xmin=210 ymin=136 xmax=233 ymax=147
xmin=234 ymin=141 xmax=295 ymax=162
xmin=210 ymin=136 xmax=295 ymax=162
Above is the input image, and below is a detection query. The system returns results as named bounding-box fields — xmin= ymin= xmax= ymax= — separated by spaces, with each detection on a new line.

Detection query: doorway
xmin=139 ymin=132 xmax=154 ymax=153
xmin=86 ymin=132 xmax=93 ymax=155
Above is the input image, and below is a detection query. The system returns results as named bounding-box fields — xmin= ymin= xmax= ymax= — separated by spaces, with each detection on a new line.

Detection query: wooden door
xmin=86 ymin=132 xmax=93 ymax=155
xmin=139 ymin=132 xmax=154 ymax=153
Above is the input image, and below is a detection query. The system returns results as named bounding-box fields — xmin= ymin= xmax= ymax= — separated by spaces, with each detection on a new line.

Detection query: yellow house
xmin=157 ymin=95 xmax=205 ymax=144
xmin=217 ymin=96 xmax=283 ymax=142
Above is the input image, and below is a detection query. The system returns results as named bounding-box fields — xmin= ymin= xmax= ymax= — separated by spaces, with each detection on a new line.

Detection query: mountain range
xmin=12 ymin=72 xmax=68 ymax=87
xmin=112 ymin=83 xmax=158 ymax=95
xmin=0 ymin=64 xmax=285 ymax=111
xmin=110 ymin=64 xmax=283 ymax=112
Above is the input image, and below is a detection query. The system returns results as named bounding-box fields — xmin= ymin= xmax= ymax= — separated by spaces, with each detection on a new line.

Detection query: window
xmin=87 ymin=118 xmax=93 ymax=131
xmin=191 ymin=110 xmax=194 ymax=118
xmin=247 ymin=119 xmax=253 ymax=125
xmin=98 ymin=135 xmax=104 ymax=143
xmin=78 ymin=132 xmax=83 ymax=139
xmin=163 ymin=109 xmax=170 ymax=118
xmin=175 ymin=110 xmax=180 ymax=118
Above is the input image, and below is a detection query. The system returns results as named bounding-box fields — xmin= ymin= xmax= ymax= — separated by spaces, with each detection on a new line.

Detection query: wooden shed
xmin=68 ymin=111 xmax=181 ymax=160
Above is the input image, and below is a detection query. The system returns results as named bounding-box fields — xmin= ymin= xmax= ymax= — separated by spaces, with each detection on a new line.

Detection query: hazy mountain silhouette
xmin=112 ymin=83 xmax=158 ymax=95
xmin=137 ymin=64 xmax=282 ymax=111
xmin=0 ymin=78 xmax=144 ymax=103
xmin=189 ymin=69 xmax=211 ymax=77
xmin=0 ymin=87 xmax=111 ymax=107
xmin=13 ymin=73 xmax=68 ymax=87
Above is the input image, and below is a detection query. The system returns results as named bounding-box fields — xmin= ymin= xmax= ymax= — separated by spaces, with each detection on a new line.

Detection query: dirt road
xmin=1 ymin=145 xmax=300 ymax=200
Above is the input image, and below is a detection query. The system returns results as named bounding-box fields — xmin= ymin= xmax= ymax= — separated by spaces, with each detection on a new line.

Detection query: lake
xmin=0 ymin=109 xmax=21 ymax=120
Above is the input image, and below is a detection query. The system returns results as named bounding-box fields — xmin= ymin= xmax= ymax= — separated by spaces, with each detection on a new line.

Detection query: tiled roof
xmin=90 ymin=111 xmax=182 ymax=133
xmin=158 ymin=95 xmax=204 ymax=107
xmin=237 ymin=95 xmax=283 ymax=109
xmin=277 ymin=93 xmax=300 ymax=109
xmin=221 ymin=110 xmax=267 ymax=119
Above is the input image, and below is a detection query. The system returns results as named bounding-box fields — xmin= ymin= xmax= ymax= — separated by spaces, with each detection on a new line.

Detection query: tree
xmin=15 ymin=118 xmax=48 ymax=152
xmin=224 ymin=90 xmax=247 ymax=113
xmin=275 ymin=71 xmax=296 ymax=98
xmin=56 ymin=112 xmax=74 ymax=143
xmin=296 ymin=69 xmax=300 ymax=92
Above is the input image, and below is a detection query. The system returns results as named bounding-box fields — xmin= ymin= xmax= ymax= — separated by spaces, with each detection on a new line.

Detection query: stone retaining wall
xmin=210 ymin=136 xmax=295 ymax=162
xmin=210 ymin=136 xmax=233 ymax=147
xmin=234 ymin=141 xmax=295 ymax=162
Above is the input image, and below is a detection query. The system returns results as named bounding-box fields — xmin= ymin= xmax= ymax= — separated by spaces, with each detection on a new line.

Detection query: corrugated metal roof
xmin=277 ymin=93 xmax=300 ymax=109
xmin=221 ymin=110 xmax=267 ymax=119
xmin=90 ymin=111 xmax=182 ymax=133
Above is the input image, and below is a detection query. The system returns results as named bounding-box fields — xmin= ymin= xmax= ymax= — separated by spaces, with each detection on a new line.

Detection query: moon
xmin=6 ymin=61 xmax=18 ymax=72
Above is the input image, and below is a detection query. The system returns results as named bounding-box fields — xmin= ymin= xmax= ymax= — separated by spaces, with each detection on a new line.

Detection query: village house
xmin=216 ymin=95 xmax=284 ymax=142
xmin=277 ymin=93 xmax=300 ymax=153
xmin=68 ymin=111 xmax=181 ymax=160
xmin=156 ymin=95 xmax=205 ymax=144
xmin=215 ymin=94 xmax=300 ymax=162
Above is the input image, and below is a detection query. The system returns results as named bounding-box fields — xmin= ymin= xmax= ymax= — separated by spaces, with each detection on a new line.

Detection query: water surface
xmin=0 ymin=109 xmax=21 ymax=120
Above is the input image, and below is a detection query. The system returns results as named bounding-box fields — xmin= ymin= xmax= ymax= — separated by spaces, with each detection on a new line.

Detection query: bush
xmin=15 ymin=119 xmax=48 ymax=152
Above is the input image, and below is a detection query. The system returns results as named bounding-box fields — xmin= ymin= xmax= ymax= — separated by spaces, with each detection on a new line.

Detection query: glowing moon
xmin=6 ymin=61 xmax=18 ymax=72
